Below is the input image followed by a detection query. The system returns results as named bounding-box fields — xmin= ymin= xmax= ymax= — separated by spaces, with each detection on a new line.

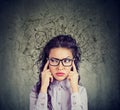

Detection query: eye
xmin=63 ymin=58 xmax=71 ymax=63
xmin=50 ymin=58 xmax=59 ymax=63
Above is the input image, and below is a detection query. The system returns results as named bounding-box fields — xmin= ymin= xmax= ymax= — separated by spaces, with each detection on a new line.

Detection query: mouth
xmin=56 ymin=72 xmax=65 ymax=77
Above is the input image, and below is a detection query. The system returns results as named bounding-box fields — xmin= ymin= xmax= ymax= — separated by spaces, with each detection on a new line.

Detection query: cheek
xmin=49 ymin=65 xmax=72 ymax=74
xmin=65 ymin=67 xmax=72 ymax=73
xmin=49 ymin=66 xmax=55 ymax=73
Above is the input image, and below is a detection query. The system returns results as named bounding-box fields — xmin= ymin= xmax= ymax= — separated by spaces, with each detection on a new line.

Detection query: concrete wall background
xmin=0 ymin=0 xmax=120 ymax=110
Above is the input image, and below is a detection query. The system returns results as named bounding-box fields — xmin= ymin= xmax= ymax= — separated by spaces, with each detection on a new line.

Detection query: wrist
xmin=72 ymin=85 xmax=79 ymax=93
xmin=40 ymin=86 xmax=47 ymax=93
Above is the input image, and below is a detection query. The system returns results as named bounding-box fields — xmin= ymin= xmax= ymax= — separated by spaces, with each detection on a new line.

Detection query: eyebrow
xmin=49 ymin=56 xmax=73 ymax=60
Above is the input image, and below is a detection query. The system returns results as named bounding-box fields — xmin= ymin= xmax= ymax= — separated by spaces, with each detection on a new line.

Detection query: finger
xmin=72 ymin=61 xmax=77 ymax=72
xmin=43 ymin=61 xmax=49 ymax=71
xmin=67 ymin=75 xmax=70 ymax=80
xmin=67 ymin=73 xmax=72 ymax=80
xmin=47 ymin=72 xmax=53 ymax=82
xmin=50 ymin=75 xmax=53 ymax=82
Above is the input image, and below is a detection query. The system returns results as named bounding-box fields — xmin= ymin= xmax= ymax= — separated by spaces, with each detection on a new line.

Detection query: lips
xmin=56 ymin=72 xmax=64 ymax=76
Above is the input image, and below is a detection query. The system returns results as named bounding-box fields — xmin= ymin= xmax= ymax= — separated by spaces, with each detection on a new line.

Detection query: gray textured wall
xmin=0 ymin=0 xmax=120 ymax=110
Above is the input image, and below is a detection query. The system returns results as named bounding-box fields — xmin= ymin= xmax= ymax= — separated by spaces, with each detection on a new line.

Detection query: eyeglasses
xmin=48 ymin=57 xmax=74 ymax=67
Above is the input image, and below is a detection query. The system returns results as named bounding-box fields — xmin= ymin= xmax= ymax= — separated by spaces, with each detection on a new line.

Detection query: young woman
xmin=30 ymin=35 xmax=88 ymax=110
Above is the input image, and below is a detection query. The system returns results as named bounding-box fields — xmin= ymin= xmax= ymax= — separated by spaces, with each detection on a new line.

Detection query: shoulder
xmin=30 ymin=85 xmax=38 ymax=98
xmin=78 ymin=84 xmax=87 ymax=95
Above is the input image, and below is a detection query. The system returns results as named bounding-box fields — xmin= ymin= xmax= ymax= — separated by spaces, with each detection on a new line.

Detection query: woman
xmin=30 ymin=35 xmax=88 ymax=110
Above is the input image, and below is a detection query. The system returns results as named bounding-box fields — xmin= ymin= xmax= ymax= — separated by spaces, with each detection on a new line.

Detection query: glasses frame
xmin=47 ymin=57 xmax=75 ymax=67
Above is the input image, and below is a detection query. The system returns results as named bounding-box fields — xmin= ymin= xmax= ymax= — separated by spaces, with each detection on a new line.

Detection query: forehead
xmin=49 ymin=47 xmax=73 ymax=58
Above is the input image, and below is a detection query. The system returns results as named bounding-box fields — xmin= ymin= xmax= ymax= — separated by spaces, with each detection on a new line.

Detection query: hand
xmin=67 ymin=62 xmax=79 ymax=93
xmin=40 ymin=61 xmax=53 ymax=93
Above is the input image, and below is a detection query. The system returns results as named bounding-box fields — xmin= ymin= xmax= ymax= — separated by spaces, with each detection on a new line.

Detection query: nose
xmin=57 ymin=61 xmax=64 ymax=70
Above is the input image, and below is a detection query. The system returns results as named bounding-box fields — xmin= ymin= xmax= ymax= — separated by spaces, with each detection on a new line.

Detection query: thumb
xmin=67 ymin=74 xmax=71 ymax=81
xmin=50 ymin=75 xmax=53 ymax=83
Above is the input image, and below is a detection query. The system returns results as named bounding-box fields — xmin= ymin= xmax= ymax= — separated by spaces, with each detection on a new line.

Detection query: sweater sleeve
xmin=30 ymin=87 xmax=48 ymax=110
xmin=71 ymin=86 xmax=88 ymax=110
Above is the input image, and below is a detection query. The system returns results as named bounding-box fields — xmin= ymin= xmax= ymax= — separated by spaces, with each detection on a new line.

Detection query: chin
xmin=55 ymin=77 xmax=66 ymax=81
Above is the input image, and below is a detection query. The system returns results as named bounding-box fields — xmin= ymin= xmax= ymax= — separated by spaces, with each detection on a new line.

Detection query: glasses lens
xmin=62 ymin=58 xmax=73 ymax=66
xmin=48 ymin=58 xmax=74 ymax=66
xmin=49 ymin=58 xmax=59 ymax=66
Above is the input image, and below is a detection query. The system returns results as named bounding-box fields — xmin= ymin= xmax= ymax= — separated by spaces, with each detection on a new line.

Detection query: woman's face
xmin=48 ymin=47 xmax=73 ymax=81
